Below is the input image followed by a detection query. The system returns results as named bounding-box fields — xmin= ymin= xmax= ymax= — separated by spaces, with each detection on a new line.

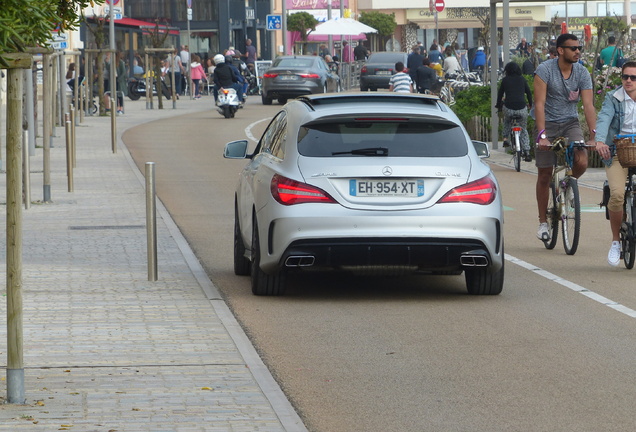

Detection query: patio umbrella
xmin=309 ymin=17 xmax=378 ymax=36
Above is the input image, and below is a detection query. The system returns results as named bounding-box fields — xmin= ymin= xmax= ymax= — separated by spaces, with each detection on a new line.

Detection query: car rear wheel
xmin=233 ymin=203 xmax=250 ymax=276
xmin=261 ymin=94 xmax=272 ymax=105
xmin=250 ymin=216 xmax=286 ymax=296
xmin=278 ymin=98 xmax=288 ymax=105
xmin=464 ymin=260 xmax=504 ymax=295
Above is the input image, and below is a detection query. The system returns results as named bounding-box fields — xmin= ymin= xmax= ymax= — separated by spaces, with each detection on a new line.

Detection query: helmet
xmin=213 ymin=54 xmax=225 ymax=65
xmin=225 ymin=55 xmax=234 ymax=64
xmin=477 ymin=46 xmax=484 ymax=51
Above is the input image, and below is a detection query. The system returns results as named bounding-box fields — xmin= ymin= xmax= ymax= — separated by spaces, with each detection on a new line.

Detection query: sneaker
xmin=607 ymin=241 xmax=621 ymax=267
xmin=523 ymin=151 xmax=532 ymax=162
xmin=116 ymin=110 xmax=123 ymax=115
xmin=537 ymin=222 xmax=550 ymax=241
xmin=503 ymin=139 xmax=510 ymax=148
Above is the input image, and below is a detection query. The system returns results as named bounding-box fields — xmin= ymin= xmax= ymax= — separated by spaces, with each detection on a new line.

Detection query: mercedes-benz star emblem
xmin=382 ymin=166 xmax=392 ymax=176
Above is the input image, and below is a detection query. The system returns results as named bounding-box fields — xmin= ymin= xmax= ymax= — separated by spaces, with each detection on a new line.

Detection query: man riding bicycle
xmin=595 ymin=61 xmax=636 ymax=266
xmin=533 ymin=33 xmax=597 ymax=242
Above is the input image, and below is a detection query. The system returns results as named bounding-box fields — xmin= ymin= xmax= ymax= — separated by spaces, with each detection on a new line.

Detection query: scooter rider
xmin=212 ymin=54 xmax=243 ymax=104
xmin=225 ymin=55 xmax=246 ymax=104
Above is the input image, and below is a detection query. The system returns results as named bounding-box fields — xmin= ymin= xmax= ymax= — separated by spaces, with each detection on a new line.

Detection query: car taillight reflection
xmin=437 ymin=176 xmax=497 ymax=205
xmin=271 ymin=174 xmax=337 ymax=205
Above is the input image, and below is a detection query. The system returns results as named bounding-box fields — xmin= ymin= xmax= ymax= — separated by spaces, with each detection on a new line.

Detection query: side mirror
xmin=224 ymin=140 xmax=249 ymax=159
xmin=472 ymin=140 xmax=490 ymax=158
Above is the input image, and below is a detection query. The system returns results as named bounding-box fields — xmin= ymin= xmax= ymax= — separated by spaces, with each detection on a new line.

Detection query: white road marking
xmin=246 ymin=118 xmax=272 ymax=143
xmin=506 ymin=253 xmax=636 ymax=318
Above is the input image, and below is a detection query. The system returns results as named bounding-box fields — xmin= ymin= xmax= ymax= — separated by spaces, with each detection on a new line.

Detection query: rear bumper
xmin=281 ymin=237 xmax=495 ymax=271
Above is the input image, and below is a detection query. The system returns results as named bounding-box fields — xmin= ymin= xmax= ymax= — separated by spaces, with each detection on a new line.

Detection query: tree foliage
xmin=288 ymin=12 xmax=319 ymax=42
xmin=0 ymin=0 xmax=104 ymax=66
xmin=359 ymin=11 xmax=396 ymax=37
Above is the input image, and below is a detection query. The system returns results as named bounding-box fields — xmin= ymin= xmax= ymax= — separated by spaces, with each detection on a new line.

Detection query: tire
xmin=513 ymin=133 xmax=521 ymax=173
xmin=222 ymin=105 xmax=232 ymax=119
xmin=127 ymin=82 xmax=142 ymax=100
xmin=465 ymin=261 xmax=504 ymax=295
xmin=233 ymin=203 xmax=250 ymax=276
xmin=250 ymin=216 xmax=286 ymax=296
xmin=561 ymin=178 xmax=581 ymax=255
xmin=544 ymin=181 xmax=559 ymax=250
xmin=261 ymin=94 xmax=272 ymax=105
xmin=622 ymin=194 xmax=636 ymax=269
xmin=278 ymin=98 xmax=288 ymax=105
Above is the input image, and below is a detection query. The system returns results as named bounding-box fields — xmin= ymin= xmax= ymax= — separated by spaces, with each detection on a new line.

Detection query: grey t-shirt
xmin=534 ymin=58 xmax=592 ymax=123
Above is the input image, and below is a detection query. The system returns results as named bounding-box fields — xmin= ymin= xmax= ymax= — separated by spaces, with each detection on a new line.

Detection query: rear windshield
xmin=274 ymin=58 xmax=315 ymax=68
xmin=368 ymin=53 xmax=404 ymax=63
xmin=297 ymin=121 xmax=468 ymax=157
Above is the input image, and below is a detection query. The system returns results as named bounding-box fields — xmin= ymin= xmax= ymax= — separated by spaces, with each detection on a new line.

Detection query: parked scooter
xmin=216 ymin=87 xmax=240 ymax=118
xmin=127 ymin=76 xmax=171 ymax=101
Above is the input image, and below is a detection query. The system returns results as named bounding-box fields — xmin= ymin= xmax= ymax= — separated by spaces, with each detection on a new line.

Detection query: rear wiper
xmin=332 ymin=147 xmax=389 ymax=156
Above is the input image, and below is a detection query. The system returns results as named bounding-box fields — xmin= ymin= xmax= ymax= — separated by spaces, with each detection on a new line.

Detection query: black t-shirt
xmin=353 ymin=45 xmax=368 ymax=61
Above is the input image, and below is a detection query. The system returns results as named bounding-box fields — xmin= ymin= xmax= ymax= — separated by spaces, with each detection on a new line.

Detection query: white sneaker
xmin=607 ymin=241 xmax=621 ymax=267
xmin=537 ymin=222 xmax=550 ymax=241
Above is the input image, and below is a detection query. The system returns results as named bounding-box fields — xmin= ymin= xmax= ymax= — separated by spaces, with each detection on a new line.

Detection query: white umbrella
xmin=310 ymin=17 xmax=377 ymax=36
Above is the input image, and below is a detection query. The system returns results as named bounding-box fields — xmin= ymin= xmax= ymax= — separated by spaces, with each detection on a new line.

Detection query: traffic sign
xmin=52 ymin=41 xmax=68 ymax=50
xmin=266 ymin=14 xmax=282 ymax=30
xmin=187 ymin=0 xmax=192 ymax=7
xmin=435 ymin=0 xmax=445 ymax=12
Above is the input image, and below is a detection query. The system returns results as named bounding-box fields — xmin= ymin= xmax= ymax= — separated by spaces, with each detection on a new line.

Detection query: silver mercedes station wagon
xmin=224 ymin=93 xmax=504 ymax=296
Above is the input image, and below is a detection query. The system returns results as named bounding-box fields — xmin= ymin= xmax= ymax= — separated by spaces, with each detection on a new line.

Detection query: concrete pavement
xmin=0 ymin=95 xmax=307 ymax=431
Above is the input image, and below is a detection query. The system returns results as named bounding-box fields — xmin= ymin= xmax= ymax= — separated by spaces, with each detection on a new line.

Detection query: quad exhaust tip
xmin=285 ymin=256 xmax=315 ymax=267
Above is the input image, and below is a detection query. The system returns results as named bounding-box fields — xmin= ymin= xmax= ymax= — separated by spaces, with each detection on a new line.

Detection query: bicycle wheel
xmin=544 ymin=181 xmax=559 ymax=249
xmin=622 ymin=191 xmax=636 ymax=269
xmin=512 ymin=131 xmax=521 ymax=172
xmin=562 ymin=177 xmax=581 ymax=255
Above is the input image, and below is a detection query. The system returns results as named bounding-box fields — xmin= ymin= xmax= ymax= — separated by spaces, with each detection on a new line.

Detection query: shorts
xmin=535 ymin=118 xmax=585 ymax=169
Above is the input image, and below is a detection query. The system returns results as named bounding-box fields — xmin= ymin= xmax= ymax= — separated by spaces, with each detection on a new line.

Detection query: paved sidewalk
xmin=0 ymin=96 xmax=306 ymax=431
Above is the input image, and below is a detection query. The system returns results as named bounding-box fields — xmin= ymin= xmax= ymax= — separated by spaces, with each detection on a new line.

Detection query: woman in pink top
xmin=190 ymin=54 xmax=206 ymax=99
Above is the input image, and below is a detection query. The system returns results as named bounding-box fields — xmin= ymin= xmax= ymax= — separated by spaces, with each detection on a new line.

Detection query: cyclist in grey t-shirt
xmin=533 ymin=33 xmax=597 ymax=242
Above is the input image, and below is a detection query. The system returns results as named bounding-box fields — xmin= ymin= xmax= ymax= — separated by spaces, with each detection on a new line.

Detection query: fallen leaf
xmin=132 ymin=408 xmax=140 ymax=411
xmin=201 ymin=387 xmax=213 ymax=391
xmin=36 ymin=401 xmax=45 ymax=406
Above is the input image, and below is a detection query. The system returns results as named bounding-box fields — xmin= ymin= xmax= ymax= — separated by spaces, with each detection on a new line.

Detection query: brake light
xmin=299 ymin=73 xmax=320 ymax=79
xmin=512 ymin=127 xmax=522 ymax=132
xmin=264 ymin=73 xmax=278 ymax=78
xmin=361 ymin=66 xmax=367 ymax=73
xmin=437 ymin=176 xmax=497 ymax=205
xmin=271 ymin=174 xmax=337 ymax=205
xmin=222 ymin=89 xmax=229 ymax=95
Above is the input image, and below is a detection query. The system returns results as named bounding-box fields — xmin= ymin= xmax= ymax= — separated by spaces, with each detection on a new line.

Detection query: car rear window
xmin=274 ymin=58 xmax=314 ymax=68
xmin=368 ymin=53 xmax=404 ymax=63
xmin=297 ymin=120 xmax=468 ymax=157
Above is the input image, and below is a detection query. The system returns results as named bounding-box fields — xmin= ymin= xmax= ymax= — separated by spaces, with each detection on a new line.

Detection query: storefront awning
xmin=115 ymin=17 xmax=179 ymax=35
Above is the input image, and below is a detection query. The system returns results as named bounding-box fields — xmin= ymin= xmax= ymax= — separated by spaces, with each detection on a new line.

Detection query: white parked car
xmin=224 ymin=93 xmax=504 ymax=296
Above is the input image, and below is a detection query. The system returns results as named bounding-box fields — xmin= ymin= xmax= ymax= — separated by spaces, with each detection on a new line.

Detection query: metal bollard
xmin=65 ymin=113 xmax=73 ymax=192
xmin=146 ymin=162 xmax=158 ymax=281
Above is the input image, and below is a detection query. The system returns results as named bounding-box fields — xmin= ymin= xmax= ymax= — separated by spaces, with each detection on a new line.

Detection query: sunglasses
xmin=559 ymin=45 xmax=584 ymax=52
xmin=622 ymin=74 xmax=636 ymax=81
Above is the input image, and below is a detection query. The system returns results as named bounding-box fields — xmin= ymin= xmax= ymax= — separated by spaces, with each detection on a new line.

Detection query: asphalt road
xmin=123 ymin=96 xmax=636 ymax=432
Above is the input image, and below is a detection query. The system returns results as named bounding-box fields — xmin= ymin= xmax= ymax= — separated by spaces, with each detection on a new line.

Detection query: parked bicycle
xmin=543 ymin=137 xmax=595 ymax=255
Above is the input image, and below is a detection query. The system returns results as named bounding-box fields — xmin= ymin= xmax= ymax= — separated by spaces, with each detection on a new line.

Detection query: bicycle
xmin=609 ymin=134 xmax=636 ymax=268
xmin=509 ymin=114 xmax=524 ymax=172
xmin=543 ymin=137 xmax=595 ymax=255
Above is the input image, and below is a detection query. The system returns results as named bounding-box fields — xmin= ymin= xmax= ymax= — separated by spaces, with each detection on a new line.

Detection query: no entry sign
xmin=435 ymin=0 xmax=445 ymax=12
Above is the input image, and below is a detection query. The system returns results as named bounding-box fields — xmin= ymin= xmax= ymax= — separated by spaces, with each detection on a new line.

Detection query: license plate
xmin=376 ymin=70 xmax=391 ymax=75
xmin=349 ymin=179 xmax=424 ymax=197
xmin=280 ymin=75 xmax=298 ymax=80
